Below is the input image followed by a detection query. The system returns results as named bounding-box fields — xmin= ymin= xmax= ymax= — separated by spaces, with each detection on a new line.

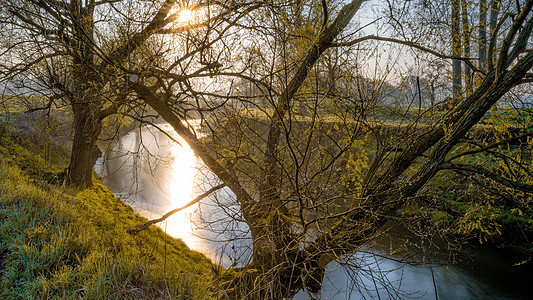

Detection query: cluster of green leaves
xmin=0 ymin=120 xmax=214 ymax=299
xmin=336 ymin=104 xmax=533 ymax=254
xmin=408 ymin=169 xmax=533 ymax=253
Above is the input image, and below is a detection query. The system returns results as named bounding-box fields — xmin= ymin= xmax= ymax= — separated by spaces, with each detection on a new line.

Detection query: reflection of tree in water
xmin=101 ymin=124 xmax=183 ymax=213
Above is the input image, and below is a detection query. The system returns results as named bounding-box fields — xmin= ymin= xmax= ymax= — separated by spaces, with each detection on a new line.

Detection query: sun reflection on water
xmin=151 ymin=122 xmax=214 ymax=255
xmin=102 ymin=122 xmax=229 ymax=262
xmin=160 ymin=131 xmax=200 ymax=247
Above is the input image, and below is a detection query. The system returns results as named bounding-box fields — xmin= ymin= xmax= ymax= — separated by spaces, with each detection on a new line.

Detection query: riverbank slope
xmin=0 ymin=119 xmax=214 ymax=299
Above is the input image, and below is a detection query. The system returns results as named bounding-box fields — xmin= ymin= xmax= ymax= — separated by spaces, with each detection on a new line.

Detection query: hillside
xmin=0 ymin=118 xmax=214 ymax=299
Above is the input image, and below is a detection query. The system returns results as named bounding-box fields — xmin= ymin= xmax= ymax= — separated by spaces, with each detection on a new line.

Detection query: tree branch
xmin=127 ymin=183 xmax=226 ymax=234
xmin=99 ymin=0 xmax=176 ymax=72
xmin=128 ymin=78 xmax=258 ymax=222
xmin=446 ymin=131 xmax=533 ymax=162
xmin=321 ymin=0 xmax=329 ymax=29
xmin=332 ymin=35 xmax=480 ymax=73
xmin=263 ymin=0 xmax=366 ymax=196
xmin=508 ymin=15 xmax=533 ymax=64
xmin=496 ymin=0 xmax=533 ymax=77
xmin=441 ymin=163 xmax=533 ymax=193
xmin=488 ymin=12 xmax=509 ymax=71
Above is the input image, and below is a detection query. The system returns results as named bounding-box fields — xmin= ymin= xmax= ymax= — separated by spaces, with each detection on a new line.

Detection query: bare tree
xmin=0 ymin=0 xmax=256 ymax=187
xmin=125 ymin=0 xmax=533 ymax=297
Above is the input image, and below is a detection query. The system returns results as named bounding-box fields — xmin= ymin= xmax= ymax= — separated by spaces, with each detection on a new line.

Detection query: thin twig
xmin=127 ymin=183 xmax=226 ymax=234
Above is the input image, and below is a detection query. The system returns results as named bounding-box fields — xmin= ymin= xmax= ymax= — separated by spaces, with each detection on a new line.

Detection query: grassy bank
xmin=0 ymin=120 xmax=214 ymax=299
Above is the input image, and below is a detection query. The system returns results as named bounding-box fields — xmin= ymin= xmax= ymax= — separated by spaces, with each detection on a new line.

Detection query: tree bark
xmin=462 ymin=0 xmax=472 ymax=95
xmin=65 ymin=2 xmax=103 ymax=187
xmin=489 ymin=0 xmax=501 ymax=66
xmin=452 ymin=0 xmax=463 ymax=102
xmin=67 ymin=102 xmax=103 ymax=187
xmin=479 ymin=0 xmax=488 ymax=72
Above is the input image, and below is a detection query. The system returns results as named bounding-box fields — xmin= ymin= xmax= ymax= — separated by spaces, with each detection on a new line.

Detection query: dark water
xmin=96 ymin=124 xmax=531 ymax=299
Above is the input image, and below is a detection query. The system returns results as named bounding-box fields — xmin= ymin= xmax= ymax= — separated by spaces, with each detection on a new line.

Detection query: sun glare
xmin=178 ymin=9 xmax=194 ymax=23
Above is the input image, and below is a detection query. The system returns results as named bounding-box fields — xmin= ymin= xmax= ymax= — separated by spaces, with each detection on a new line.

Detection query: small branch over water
xmin=127 ymin=183 xmax=226 ymax=234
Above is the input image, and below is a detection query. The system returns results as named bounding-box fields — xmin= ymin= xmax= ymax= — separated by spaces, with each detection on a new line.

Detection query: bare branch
xmin=99 ymin=0 xmax=177 ymax=72
xmin=128 ymin=79 xmax=258 ymax=215
xmin=446 ymin=131 xmax=533 ymax=163
xmin=496 ymin=0 xmax=533 ymax=77
xmin=441 ymin=163 xmax=533 ymax=193
xmin=488 ymin=13 xmax=509 ymax=71
xmin=321 ymin=0 xmax=328 ymax=29
xmin=332 ymin=35 xmax=480 ymax=74
xmin=127 ymin=183 xmax=226 ymax=234
xmin=507 ymin=15 xmax=533 ymax=64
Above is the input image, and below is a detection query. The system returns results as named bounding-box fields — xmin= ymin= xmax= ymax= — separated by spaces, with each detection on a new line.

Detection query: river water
xmin=96 ymin=124 xmax=531 ymax=299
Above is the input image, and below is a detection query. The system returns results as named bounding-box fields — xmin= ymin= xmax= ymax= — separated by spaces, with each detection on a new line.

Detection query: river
xmin=96 ymin=124 xmax=531 ymax=299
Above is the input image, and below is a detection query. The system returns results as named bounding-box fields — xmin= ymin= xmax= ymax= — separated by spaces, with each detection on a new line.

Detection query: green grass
xmin=0 ymin=120 xmax=214 ymax=299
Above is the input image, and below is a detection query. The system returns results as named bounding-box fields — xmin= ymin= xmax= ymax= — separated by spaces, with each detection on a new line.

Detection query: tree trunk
xmin=452 ymin=0 xmax=463 ymax=102
xmin=479 ymin=0 xmax=488 ymax=72
xmin=61 ymin=0 xmax=175 ymax=187
xmin=63 ymin=2 xmax=102 ymax=187
xmin=66 ymin=101 xmax=103 ymax=187
xmin=462 ymin=0 xmax=472 ymax=95
xmin=489 ymin=0 xmax=501 ymax=66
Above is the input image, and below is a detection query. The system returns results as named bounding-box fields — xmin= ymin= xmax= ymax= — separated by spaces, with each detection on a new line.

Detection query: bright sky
xmin=178 ymin=9 xmax=194 ymax=23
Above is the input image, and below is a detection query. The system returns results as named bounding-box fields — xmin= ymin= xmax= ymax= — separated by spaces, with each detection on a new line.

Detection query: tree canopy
xmin=124 ymin=0 xmax=533 ymax=298
xmin=1 ymin=0 xmax=533 ymax=298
